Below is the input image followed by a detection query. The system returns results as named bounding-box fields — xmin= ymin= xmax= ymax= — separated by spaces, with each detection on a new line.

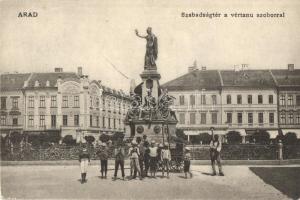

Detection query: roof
xmin=271 ymin=69 xmax=300 ymax=87
xmin=27 ymin=72 xmax=80 ymax=88
xmin=0 ymin=73 xmax=31 ymax=92
xmin=101 ymin=85 xmax=130 ymax=100
xmin=220 ymin=70 xmax=276 ymax=89
xmin=162 ymin=70 xmax=222 ymax=91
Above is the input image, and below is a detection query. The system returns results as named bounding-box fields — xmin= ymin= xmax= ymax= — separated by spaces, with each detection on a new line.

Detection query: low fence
xmin=1 ymin=144 xmax=300 ymax=161
xmin=189 ymin=144 xmax=278 ymax=160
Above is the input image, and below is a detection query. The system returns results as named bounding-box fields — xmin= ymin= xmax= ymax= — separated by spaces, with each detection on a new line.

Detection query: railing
xmin=1 ymin=143 xmax=299 ymax=161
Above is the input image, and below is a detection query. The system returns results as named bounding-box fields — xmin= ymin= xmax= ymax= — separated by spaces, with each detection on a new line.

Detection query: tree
xmin=10 ymin=132 xmax=23 ymax=145
xmin=175 ymin=129 xmax=187 ymax=141
xmin=198 ymin=132 xmax=211 ymax=144
xmin=99 ymin=134 xmax=110 ymax=143
xmin=62 ymin=135 xmax=76 ymax=146
xmin=111 ymin=132 xmax=125 ymax=142
xmin=250 ymin=130 xmax=270 ymax=144
xmin=226 ymin=131 xmax=242 ymax=144
xmin=283 ymin=132 xmax=297 ymax=145
xmin=84 ymin=136 xmax=95 ymax=144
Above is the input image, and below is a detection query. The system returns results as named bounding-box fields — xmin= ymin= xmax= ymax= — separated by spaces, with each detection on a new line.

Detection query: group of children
xmin=78 ymin=134 xmax=224 ymax=183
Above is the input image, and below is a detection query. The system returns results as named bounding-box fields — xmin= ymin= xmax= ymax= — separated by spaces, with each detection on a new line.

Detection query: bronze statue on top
xmin=135 ymin=27 xmax=158 ymax=70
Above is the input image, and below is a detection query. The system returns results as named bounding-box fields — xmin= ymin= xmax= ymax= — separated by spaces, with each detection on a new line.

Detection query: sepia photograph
xmin=0 ymin=0 xmax=300 ymax=199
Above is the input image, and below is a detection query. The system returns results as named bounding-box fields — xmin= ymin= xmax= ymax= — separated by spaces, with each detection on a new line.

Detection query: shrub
xmin=226 ymin=131 xmax=242 ymax=144
xmin=99 ymin=134 xmax=110 ymax=143
xmin=198 ymin=132 xmax=211 ymax=144
xmin=84 ymin=136 xmax=95 ymax=144
xmin=111 ymin=132 xmax=125 ymax=142
xmin=62 ymin=135 xmax=76 ymax=146
xmin=190 ymin=135 xmax=200 ymax=144
xmin=10 ymin=132 xmax=23 ymax=145
xmin=283 ymin=132 xmax=297 ymax=145
xmin=250 ymin=130 xmax=270 ymax=144
xmin=175 ymin=129 xmax=187 ymax=141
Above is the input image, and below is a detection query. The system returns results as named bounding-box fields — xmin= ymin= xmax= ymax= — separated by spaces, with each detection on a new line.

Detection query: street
xmin=1 ymin=165 xmax=298 ymax=199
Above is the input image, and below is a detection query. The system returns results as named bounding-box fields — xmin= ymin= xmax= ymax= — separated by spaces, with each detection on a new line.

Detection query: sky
xmin=0 ymin=0 xmax=300 ymax=92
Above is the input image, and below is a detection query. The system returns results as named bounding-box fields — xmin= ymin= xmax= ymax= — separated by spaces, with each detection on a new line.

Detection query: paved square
xmin=1 ymin=165 xmax=296 ymax=199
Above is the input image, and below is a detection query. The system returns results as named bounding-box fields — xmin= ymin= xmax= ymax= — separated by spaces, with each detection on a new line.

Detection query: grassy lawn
xmin=249 ymin=167 xmax=300 ymax=200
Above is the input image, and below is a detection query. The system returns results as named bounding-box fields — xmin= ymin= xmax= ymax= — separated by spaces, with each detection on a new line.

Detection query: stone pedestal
xmin=125 ymin=68 xmax=177 ymax=144
xmin=140 ymin=70 xmax=161 ymax=104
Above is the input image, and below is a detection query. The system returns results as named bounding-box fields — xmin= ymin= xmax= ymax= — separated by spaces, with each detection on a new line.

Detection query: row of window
xmin=178 ymin=112 xmax=277 ymax=125
xmin=25 ymin=115 xmax=122 ymax=129
xmin=1 ymin=97 xmax=19 ymax=109
xmin=280 ymin=112 xmax=300 ymax=124
xmin=25 ymin=95 xmax=128 ymax=110
xmin=178 ymin=94 xmax=276 ymax=106
xmin=279 ymin=95 xmax=300 ymax=106
xmin=226 ymin=112 xmax=274 ymax=125
xmin=0 ymin=116 xmax=18 ymax=126
xmin=179 ymin=95 xmax=217 ymax=106
xmin=179 ymin=112 xmax=218 ymax=125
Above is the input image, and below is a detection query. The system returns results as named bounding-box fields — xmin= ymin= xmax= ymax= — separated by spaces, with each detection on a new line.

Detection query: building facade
xmin=220 ymin=70 xmax=279 ymax=142
xmin=271 ymin=65 xmax=300 ymax=136
xmin=162 ymin=68 xmax=227 ymax=142
xmin=0 ymin=68 xmax=131 ymax=143
xmin=163 ymin=65 xmax=300 ymax=143
xmin=0 ymin=73 xmax=31 ymax=138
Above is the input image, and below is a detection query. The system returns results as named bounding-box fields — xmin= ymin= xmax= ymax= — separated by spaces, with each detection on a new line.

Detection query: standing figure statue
xmin=135 ymin=27 xmax=158 ymax=69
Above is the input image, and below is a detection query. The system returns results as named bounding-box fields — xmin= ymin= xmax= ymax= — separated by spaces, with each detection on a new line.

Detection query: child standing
xmin=97 ymin=143 xmax=109 ymax=179
xmin=161 ymin=143 xmax=171 ymax=178
xmin=149 ymin=140 xmax=158 ymax=178
xmin=79 ymin=146 xmax=90 ymax=184
xmin=128 ymin=140 xmax=142 ymax=179
xmin=183 ymin=147 xmax=192 ymax=179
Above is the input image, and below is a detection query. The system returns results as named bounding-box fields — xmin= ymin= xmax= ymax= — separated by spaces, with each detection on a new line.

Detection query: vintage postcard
xmin=0 ymin=0 xmax=300 ymax=199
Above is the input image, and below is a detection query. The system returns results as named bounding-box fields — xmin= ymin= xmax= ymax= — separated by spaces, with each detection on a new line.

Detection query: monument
xmin=124 ymin=27 xmax=178 ymax=144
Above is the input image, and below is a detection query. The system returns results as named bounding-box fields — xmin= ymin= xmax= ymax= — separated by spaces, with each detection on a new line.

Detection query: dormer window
xmin=34 ymin=80 xmax=40 ymax=87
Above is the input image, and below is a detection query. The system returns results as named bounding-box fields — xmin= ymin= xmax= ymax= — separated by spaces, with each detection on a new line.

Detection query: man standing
xmin=209 ymin=134 xmax=224 ymax=176
xmin=113 ymin=142 xmax=125 ymax=180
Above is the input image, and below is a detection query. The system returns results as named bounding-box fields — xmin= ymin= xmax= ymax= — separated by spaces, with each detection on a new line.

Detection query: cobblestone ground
xmin=1 ymin=165 xmax=294 ymax=199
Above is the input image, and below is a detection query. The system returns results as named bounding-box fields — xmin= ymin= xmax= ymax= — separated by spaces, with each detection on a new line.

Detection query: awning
xmin=213 ymin=130 xmax=227 ymax=135
xmin=281 ymin=129 xmax=300 ymax=139
xmin=184 ymin=131 xmax=201 ymax=136
xmin=227 ymin=129 xmax=247 ymax=136
xmin=266 ymin=130 xmax=279 ymax=139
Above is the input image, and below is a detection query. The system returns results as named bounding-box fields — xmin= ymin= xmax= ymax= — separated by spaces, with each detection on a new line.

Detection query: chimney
xmin=188 ymin=60 xmax=198 ymax=72
xmin=288 ymin=64 xmax=294 ymax=71
xmin=23 ymin=80 xmax=28 ymax=88
xmin=77 ymin=67 xmax=83 ymax=77
xmin=54 ymin=68 xmax=63 ymax=72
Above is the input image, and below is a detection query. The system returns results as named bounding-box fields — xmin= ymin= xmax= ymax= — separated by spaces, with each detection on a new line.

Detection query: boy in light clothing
xmin=183 ymin=147 xmax=192 ymax=179
xmin=128 ymin=140 xmax=142 ymax=179
xmin=79 ymin=146 xmax=90 ymax=184
xmin=161 ymin=143 xmax=171 ymax=178
xmin=210 ymin=134 xmax=224 ymax=176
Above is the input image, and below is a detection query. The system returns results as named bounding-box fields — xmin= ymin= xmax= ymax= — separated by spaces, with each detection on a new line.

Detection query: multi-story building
xmin=100 ymin=85 xmax=130 ymax=136
xmin=271 ymin=64 xmax=300 ymax=137
xmin=0 ymin=67 xmax=131 ymax=143
xmin=163 ymin=66 xmax=289 ymax=143
xmin=162 ymin=67 xmax=227 ymax=142
xmin=220 ymin=69 xmax=279 ymax=142
xmin=0 ymin=73 xmax=31 ymax=138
